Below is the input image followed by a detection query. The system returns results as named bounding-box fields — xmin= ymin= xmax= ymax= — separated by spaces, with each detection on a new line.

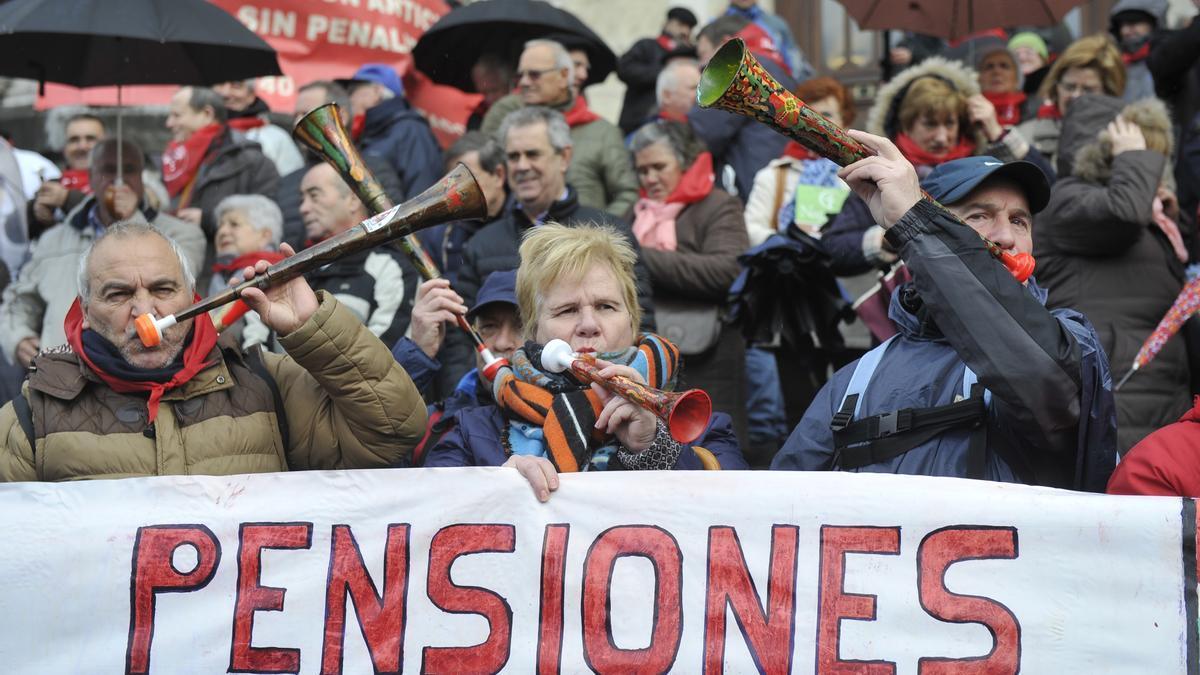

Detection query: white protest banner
xmin=0 ymin=469 xmax=1194 ymax=674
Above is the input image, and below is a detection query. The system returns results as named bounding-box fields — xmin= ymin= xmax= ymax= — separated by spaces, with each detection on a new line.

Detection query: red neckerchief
xmin=227 ymin=116 xmax=267 ymax=132
xmin=895 ymin=132 xmax=975 ymax=168
xmin=351 ymin=113 xmax=366 ymax=141
xmin=983 ymin=90 xmax=1027 ymax=127
xmin=211 ymin=250 xmax=286 ymax=274
xmin=637 ymin=151 xmax=714 ymax=204
xmin=59 ymin=168 xmax=91 ymax=194
xmin=1123 ymin=42 xmax=1151 ymax=65
xmin=63 ymin=296 xmax=218 ymax=423
xmin=563 ymin=95 xmax=601 ymax=128
xmin=1037 ymin=99 xmax=1062 ymax=120
xmin=783 ymin=141 xmax=820 ymax=161
xmin=161 ymin=123 xmax=223 ymax=198
xmin=657 ymin=109 xmax=688 ymax=123
xmin=735 ymin=24 xmax=787 ymax=72
xmin=656 ymin=34 xmax=678 ymax=51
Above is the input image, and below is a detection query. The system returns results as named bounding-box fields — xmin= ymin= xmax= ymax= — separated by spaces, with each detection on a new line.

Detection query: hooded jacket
xmin=773 ymin=199 xmax=1117 ymax=492
xmin=1034 ymin=94 xmax=1190 ymax=453
xmin=358 ymin=96 xmax=443 ymax=203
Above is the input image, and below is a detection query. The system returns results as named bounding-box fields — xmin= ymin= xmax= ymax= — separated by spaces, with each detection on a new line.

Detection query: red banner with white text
xmin=36 ymin=0 xmax=481 ymax=147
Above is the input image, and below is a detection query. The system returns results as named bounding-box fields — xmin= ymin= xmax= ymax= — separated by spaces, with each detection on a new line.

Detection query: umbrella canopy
xmin=838 ymin=0 xmax=1086 ymax=42
xmin=0 ymin=0 xmax=281 ymax=87
xmin=413 ymin=0 xmax=616 ymax=92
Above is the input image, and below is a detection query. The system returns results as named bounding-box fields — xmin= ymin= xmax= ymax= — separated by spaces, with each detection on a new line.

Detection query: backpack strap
xmin=245 ymin=346 xmax=289 ymax=454
xmin=832 ymin=344 xmax=992 ymax=474
xmin=832 ymin=336 xmax=896 ymax=432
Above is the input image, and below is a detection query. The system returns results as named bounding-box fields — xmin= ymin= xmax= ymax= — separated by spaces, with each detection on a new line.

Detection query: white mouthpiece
xmin=540 ymin=339 xmax=576 ymax=374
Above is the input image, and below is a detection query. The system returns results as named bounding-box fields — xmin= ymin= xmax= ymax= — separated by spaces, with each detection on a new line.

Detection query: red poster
xmin=36 ymin=0 xmax=481 ymax=148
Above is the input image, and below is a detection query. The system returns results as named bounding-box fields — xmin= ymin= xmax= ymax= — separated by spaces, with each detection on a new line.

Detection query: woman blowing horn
xmin=423 ymin=223 xmax=748 ymax=500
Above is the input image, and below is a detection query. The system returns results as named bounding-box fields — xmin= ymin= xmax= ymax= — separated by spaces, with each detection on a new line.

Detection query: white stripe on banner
xmin=0 ymin=469 xmax=1193 ymax=674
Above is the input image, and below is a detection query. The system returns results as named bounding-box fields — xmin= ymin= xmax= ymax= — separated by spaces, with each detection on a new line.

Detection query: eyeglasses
xmin=516 ymin=67 xmax=558 ymax=82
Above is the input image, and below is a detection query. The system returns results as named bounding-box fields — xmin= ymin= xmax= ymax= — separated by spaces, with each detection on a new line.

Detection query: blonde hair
xmin=897 ymin=77 xmax=968 ymax=135
xmin=516 ymin=222 xmax=641 ymax=340
xmin=1039 ymin=34 xmax=1126 ymax=101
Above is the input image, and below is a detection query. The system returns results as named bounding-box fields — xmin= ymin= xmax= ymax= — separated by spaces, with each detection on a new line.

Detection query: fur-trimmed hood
xmin=866 ymin=56 xmax=985 ymax=149
xmin=1063 ymin=95 xmax=1173 ymax=185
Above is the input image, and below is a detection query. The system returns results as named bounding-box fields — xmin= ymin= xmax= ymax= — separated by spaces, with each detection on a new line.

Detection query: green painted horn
xmin=697 ymin=37 xmax=869 ymax=167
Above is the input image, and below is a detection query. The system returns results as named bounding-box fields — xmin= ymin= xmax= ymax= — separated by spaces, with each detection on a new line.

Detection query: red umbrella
xmin=838 ymin=0 xmax=1085 ymax=41
xmin=1114 ymin=276 xmax=1200 ymax=390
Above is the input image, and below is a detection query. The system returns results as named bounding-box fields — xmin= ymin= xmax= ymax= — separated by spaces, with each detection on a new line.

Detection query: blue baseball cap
xmin=468 ymin=269 xmax=518 ymax=320
xmin=340 ymin=63 xmax=404 ymax=97
xmin=920 ymin=156 xmax=1051 ymax=214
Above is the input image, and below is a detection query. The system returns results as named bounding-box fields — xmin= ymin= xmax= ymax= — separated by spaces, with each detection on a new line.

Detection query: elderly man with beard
xmin=0 ymin=221 xmax=427 ymax=481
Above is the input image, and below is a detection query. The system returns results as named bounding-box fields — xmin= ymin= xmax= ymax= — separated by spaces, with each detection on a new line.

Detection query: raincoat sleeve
xmin=770 ymin=370 xmax=844 ymax=471
xmin=884 ymin=199 xmax=1115 ymax=483
xmin=391 ymin=336 xmax=440 ymax=396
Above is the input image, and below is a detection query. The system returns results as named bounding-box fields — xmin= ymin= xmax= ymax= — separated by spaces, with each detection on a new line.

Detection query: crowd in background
xmin=2 ymin=0 xmax=1200 ymax=499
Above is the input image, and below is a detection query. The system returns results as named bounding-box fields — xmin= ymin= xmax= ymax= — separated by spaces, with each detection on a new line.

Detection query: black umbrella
xmin=0 ymin=0 xmax=282 ymax=185
xmin=413 ymin=0 xmax=616 ymax=92
xmin=0 ymin=0 xmax=282 ymax=88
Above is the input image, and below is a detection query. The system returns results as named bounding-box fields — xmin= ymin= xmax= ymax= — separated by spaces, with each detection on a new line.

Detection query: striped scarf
xmin=491 ymin=334 xmax=680 ymax=472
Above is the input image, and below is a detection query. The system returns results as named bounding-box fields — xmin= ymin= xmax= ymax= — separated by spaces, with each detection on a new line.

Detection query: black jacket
xmin=616 ymin=34 xmax=695 ymax=135
xmin=304 ymin=245 xmax=419 ymax=348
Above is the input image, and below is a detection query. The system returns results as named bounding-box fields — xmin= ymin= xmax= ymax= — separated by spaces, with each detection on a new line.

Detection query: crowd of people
xmin=1 ymin=0 xmax=1200 ymax=499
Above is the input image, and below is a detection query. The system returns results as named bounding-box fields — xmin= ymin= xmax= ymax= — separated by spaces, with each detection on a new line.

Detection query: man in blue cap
xmin=391 ymin=270 xmax=522 ymax=463
xmin=772 ymin=132 xmax=1117 ymax=491
xmin=339 ymin=63 xmax=442 ymax=201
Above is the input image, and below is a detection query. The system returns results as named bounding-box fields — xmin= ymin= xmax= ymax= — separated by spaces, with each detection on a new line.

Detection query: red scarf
xmin=636 ymin=152 xmax=714 ymax=204
xmin=657 ymin=109 xmax=688 ymax=123
xmin=782 ymin=141 xmax=820 ymax=161
xmin=895 ymin=132 xmax=975 ymax=169
xmin=64 ymin=296 xmax=218 ymax=423
xmin=633 ymin=153 xmax=714 ymax=251
xmin=227 ymin=116 xmax=267 ymax=132
xmin=162 ymin=123 xmax=223 ymax=199
xmin=656 ymin=34 xmax=679 ymax=52
xmin=211 ymin=250 xmax=287 ymax=275
xmin=983 ymin=91 xmax=1027 ymax=128
xmin=59 ymin=168 xmax=91 ymax=194
xmin=562 ymin=95 xmax=601 ymax=128
xmin=350 ymin=113 xmax=366 ymax=142
xmin=1123 ymin=42 xmax=1151 ymax=65
xmin=1037 ymin=100 xmax=1062 ymax=120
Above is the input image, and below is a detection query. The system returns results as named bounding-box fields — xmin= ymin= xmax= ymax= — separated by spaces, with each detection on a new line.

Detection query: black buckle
xmin=831 ymin=410 xmax=854 ymax=432
xmin=874 ymin=409 xmax=913 ymax=438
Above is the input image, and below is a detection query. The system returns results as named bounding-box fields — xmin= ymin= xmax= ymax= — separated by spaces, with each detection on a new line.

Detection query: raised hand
xmin=837 ymin=129 xmax=922 ymax=229
xmin=237 ymin=243 xmax=319 ymax=336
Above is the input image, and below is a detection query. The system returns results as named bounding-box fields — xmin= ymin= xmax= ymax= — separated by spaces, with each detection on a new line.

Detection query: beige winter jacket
xmin=0 ymin=293 xmax=426 ymax=481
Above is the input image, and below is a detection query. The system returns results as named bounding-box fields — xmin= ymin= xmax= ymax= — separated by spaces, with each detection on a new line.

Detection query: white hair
xmin=524 ymin=38 xmax=575 ymax=89
xmin=656 ymin=59 xmax=700 ymax=106
xmin=498 ymin=106 xmax=573 ymax=153
xmin=214 ymin=194 xmax=284 ymax=248
xmin=77 ymin=221 xmax=195 ymax=303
